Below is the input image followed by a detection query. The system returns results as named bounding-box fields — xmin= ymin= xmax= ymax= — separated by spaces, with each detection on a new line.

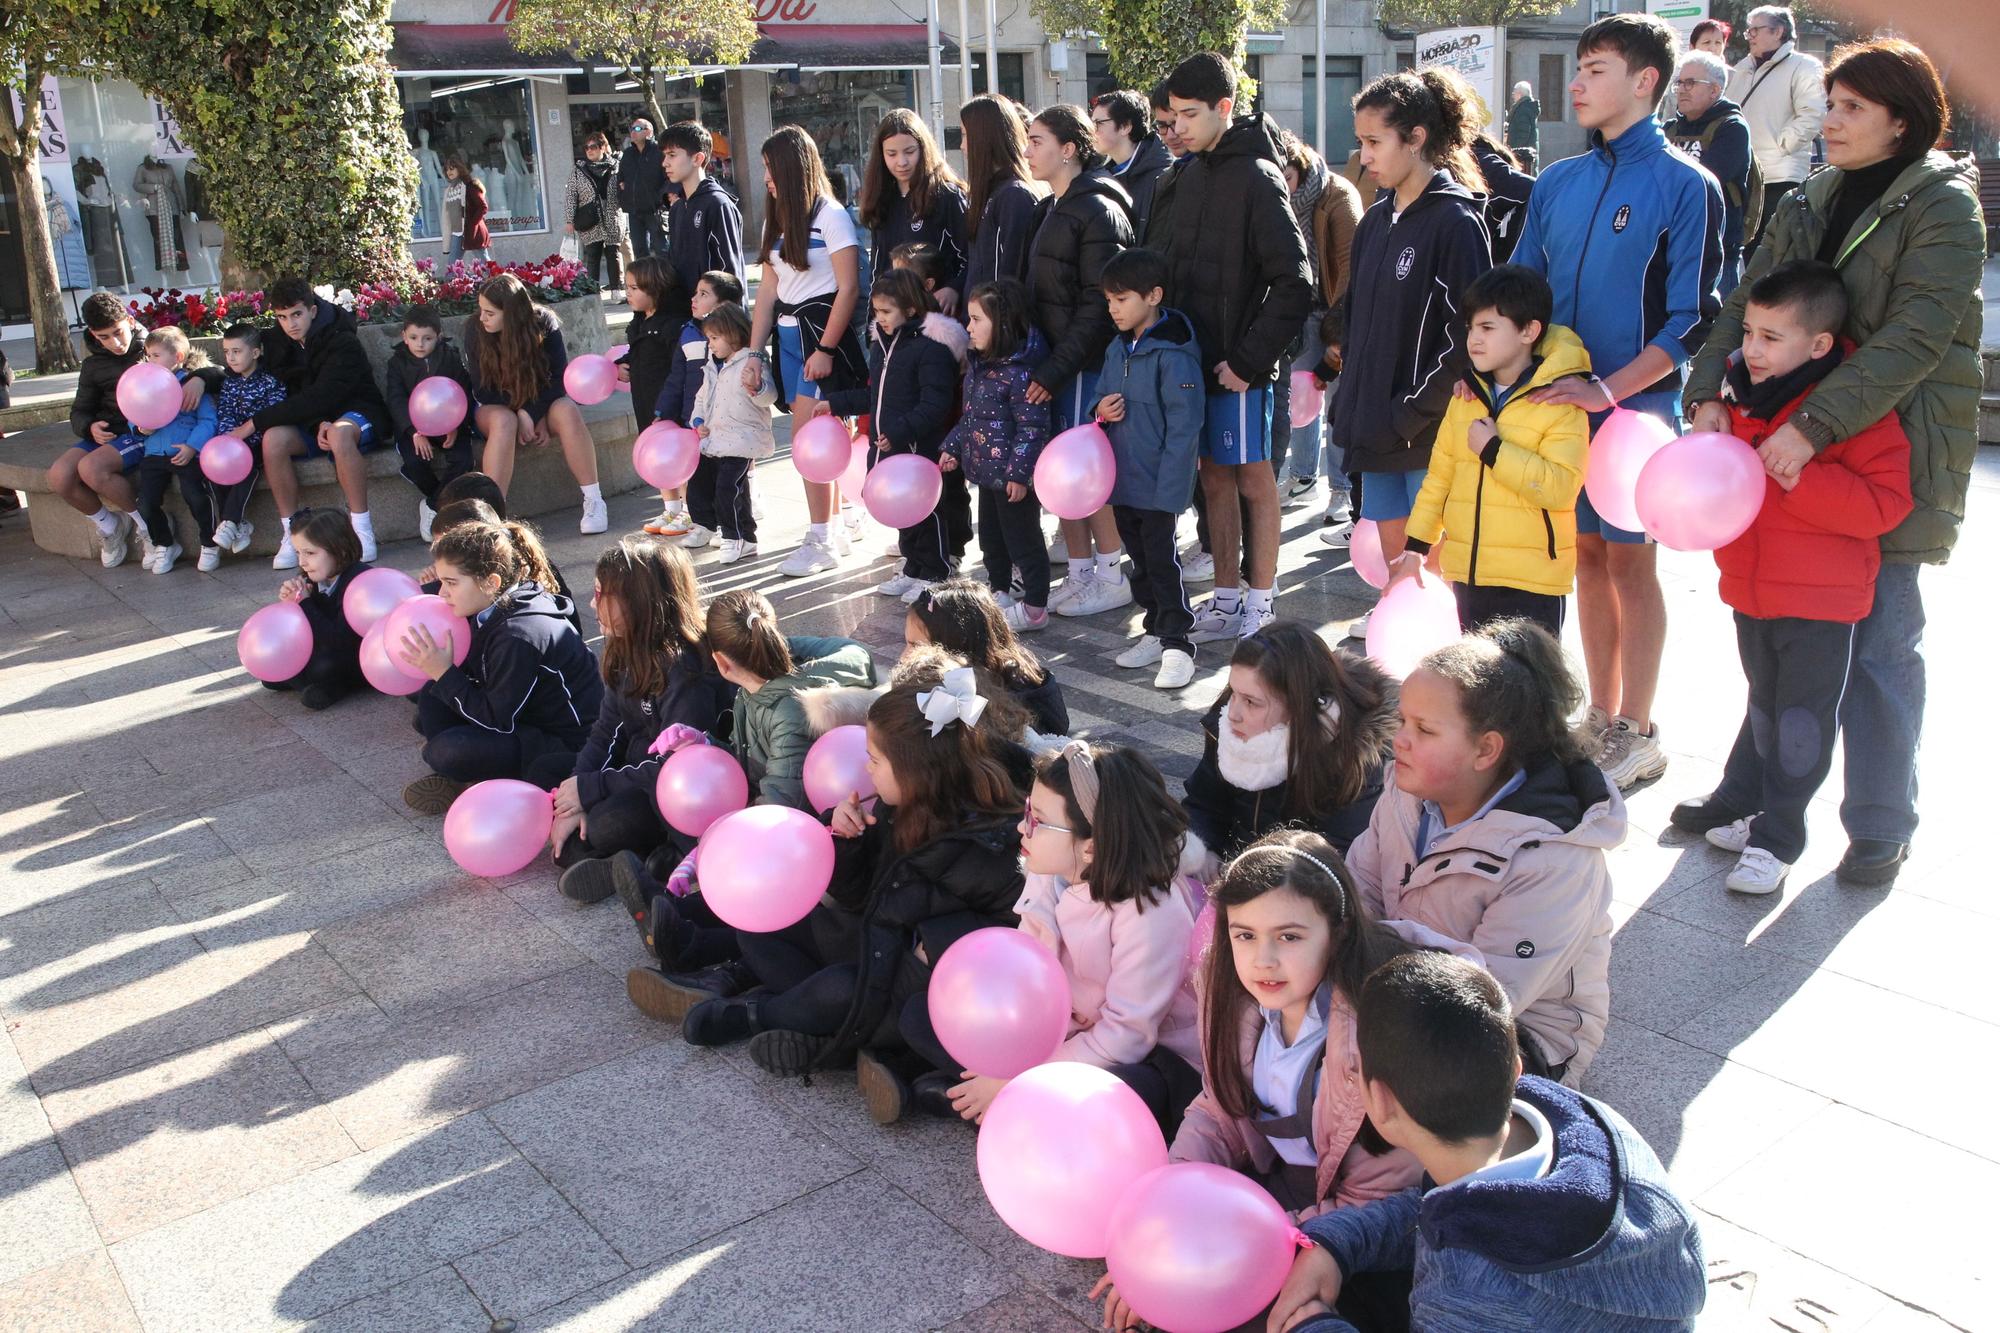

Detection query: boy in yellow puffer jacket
xmin=1390 ymin=265 xmax=1591 ymax=635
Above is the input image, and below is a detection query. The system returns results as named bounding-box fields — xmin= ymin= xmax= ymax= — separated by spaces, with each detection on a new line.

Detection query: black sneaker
xmin=749 ymin=1028 xmax=834 ymax=1076
xmin=402 ymin=774 xmax=468 ymax=816
xmin=663 ymin=958 xmax=757 ymax=1000
xmin=300 ymin=682 xmax=350 ymax=711
xmin=856 ymin=1049 xmax=910 ymax=1125
xmin=912 ymin=1071 xmax=961 ymax=1120
xmin=1669 ymin=794 xmax=1749 ymax=835
xmin=610 ymin=851 xmax=657 ymax=926
xmin=681 ymin=994 xmax=759 ymax=1046
xmin=627 ymin=966 xmax=729 ymax=1025
xmin=1836 ymin=838 xmax=1908 ymax=887
xmin=557 ymin=857 xmax=618 ymax=904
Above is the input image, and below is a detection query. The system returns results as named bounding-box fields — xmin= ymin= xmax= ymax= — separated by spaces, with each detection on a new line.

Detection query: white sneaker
xmin=1002 ymin=601 xmax=1049 ymax=633
xmin=1115 ymin=636 xmax=1164 ymax=669
xmin=212 ymin=519 xmax=239 ymax=553
xmin=717 ymin=538 xmax=757 ymax=564
xmin=151 ymin=541 xmax=182 ymax=575
xmin=272 ymin=534 xmax=299 ymax=570
xmin=1725 ymin=847 xmax=1791 ymax=895
xmin=1344 ymin=608 xmax=1371 ymax=641
xmin=874 ymin=571 xmax=923 ymax=599
xmin=227 ymin=520 xmax=255 ymax=555
xmin=98 ymin=513 xmax=133 ymax=568
xmin=1705 ymin=817 xmax=1755 ymax=854
xmin=899 ymin=579 xmax=935 ymax=606
xmin=1048 ymin=532 xmax=1070 ymax=565
xmin=134 ymin=526 xmax=161 ymax=570
xmin=1320 ymin=521 xmax=1355 ymax=548
xmin=1047 ymin=566 xmax=1096 ymax=611
xmin=1237 ymin=604 xmax=1275 ymax=638
xmin=357 ymin=530 xmax=379 ymax=563
xmin=779 ymin=536 xmax=838 ymax=577
xmin=1180 ymin=550 xmax=1215 ymax=584
xmin=1280 ymin=476 xmax=1320 ymax=509
xmin=1059 ymin=570 xmax=1133 ymax=617
xmin=197 ymin=545 xmax=221 ymax=573
xmin=680 ymin=525 xmax=714 ymax=550
xmin=1323 ymin=491 xmax=1354 ymax=526
xmin=1188 ymin=602 xmax=1243 ymax=643
xmin=1154 ymin=648 xmax=1196 ymax=690
xmin=418 ymin=501 xmax=436 ymax=542
xmin=1597 ymin=719 xmax=1669 ymax=791
xmin=579 ymin=495 xmax=609 ymax=535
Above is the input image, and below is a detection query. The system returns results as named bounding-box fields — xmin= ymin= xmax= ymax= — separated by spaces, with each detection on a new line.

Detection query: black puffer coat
xmin=1025 ymin=169 xmax=1134 ymax=395
xmin=70 ymin=334 xmax=146 ymax=437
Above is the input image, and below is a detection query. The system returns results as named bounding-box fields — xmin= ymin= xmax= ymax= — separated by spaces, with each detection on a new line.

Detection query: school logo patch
xmin=1612 ymin=205 xmax=1632 ymax=233
xmin=1395 ymin=246 xmax=1416 ymax=280
xmin=911 ymin=218 xmax=923 ymax=232
xmin=1515 ymin=940 xmax=1536 ymax=959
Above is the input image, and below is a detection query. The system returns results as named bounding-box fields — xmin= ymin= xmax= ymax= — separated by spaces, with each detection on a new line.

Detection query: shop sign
xmin=1417 ymin=26 xmax=1504 ymax=134
xmin=151 ymin=97 xmax=195 ymax=158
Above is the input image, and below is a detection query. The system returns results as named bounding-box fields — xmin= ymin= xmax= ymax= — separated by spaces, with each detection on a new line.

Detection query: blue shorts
xmin=1579 ymin=396 xmax=1682 ymax=545
xmin=776 ymin=322 xmax=820 ymax=404
xmin=300 ymin=411 xmax=381 ymax=460
xmin=1201 ymin=388 xmax=1271 ymax=465
xmin=73 ymin=433 xmax=147 ymax=471
xmin=1359 ymin=469 xmax=1426 ymax=522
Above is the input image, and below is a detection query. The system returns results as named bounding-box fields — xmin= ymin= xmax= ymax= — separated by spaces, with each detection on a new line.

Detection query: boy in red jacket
xmin=1671 ymin=262 xmax=1912 ymax=895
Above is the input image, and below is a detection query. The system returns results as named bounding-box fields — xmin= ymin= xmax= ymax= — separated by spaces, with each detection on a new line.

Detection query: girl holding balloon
xmin=266 ymin=508 xmax=372 ymax=711
xmin=902 ymin=578 xmax=1069 ymax=740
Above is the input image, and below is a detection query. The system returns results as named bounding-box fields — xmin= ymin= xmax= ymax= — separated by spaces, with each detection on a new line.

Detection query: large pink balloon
xmin=976 ymin=1063 xmax=1168 ymax=1258
xmin=1583 ymin=408 xmax=1677 ymax=533
xmin=563 ymin=353 xmax=619 ymax=406
xmin=360 ymin=621 xmax=425 ymax=696
xmin=200 ymin=435 xmax=254 ymax=486
xmin=443 ymin=779 xmax=554 ymax=877
xmin=407 ymin=375 xmax=469 ymax=437
xmin=839 ymin=433 xmax=872 ymax=498
xmin=1349 ymin=518 xmax=1389 ymax=589
xmin=237 ymin=602 xmax=314 ymax=683
xmin=1288 ymin=370 xmax=1325 ymax=430
xmin=1105 ymin=1164 xmax=1301 ymax=1333
xmin=791 ymin=413 xmax=855 ymax=484
xmin=1033 ymin=423 xmax=1115 ymax=520
xmin=1366 ymin=575 xmax=1462 ymax=680
xmin=931 ymin=928 xmax=1071 ymax=1078
xmin=697 ymin=806 xmax=837 ymax=932
xmin=383 ymin=594 xmax=472 ymax=668
xmin=802 ymin=724 xmax=875 ymax=813
xmin=654 ymin=744 xmax=750 ymax=837
xmin=117 ymin=362 xmax=183 ymax=432
xmin=633 ymin=421 xmax=701 ymax=490
xmin=1635 ymin=431 xmax=1768 ymax=552
xmin=343 ymin=566 xmax=422 ymax=636
xmin=863 ymin=453 xmax=944 ymax=528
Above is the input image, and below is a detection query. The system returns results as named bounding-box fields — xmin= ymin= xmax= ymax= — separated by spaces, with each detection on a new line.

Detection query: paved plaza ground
xmin=0 ymin=432 xmax=1991 ymax=1331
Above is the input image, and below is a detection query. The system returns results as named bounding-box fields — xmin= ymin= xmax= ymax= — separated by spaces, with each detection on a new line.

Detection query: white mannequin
xmin=413 ymin=128 xmax=445 ymax=239
xmin=500 ymin=117 xmax=536 ymax=227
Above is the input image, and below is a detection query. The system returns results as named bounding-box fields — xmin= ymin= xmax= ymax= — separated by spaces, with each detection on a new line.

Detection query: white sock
xmin=1095 ymin=549 xmax=1124 ymax=575
xmin=807 ymin=522 xmax=829 ymax=542
xmin=89 ymin=507 xmax=119 ymax=537
xmin=351 ymin=510 xmax=375 ymax=539
xmin=280 ymin=515 xmax=293 ymax=538
xmin=1213 ymin=587 xmax=1242 ymax=614
xmin=1244 ymin=586 xmax=1274 ymax=616
xmin=581 ymin=482 xmax=604 ymax=506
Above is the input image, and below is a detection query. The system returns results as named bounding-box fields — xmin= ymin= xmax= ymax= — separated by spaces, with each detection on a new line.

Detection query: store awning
xmin=390 ymin=24 xmax=582 ymax=77
xmin=750 ymin=23 xmax=958 ymax=71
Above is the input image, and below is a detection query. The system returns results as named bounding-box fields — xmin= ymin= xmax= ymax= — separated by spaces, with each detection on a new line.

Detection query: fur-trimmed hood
xmin=797 ymin=682 xmax=886 ymax=737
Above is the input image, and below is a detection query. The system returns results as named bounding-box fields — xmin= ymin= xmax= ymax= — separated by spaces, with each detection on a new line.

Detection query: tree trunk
xmin=638 ymin=56 xmax=667 ymax=140
xmin=0 ymin=86 xmax=81 ymax=374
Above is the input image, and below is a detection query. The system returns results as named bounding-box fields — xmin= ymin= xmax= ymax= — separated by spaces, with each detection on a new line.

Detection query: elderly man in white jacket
xmin=1727 ymin=5 xmax=1827 ymax=254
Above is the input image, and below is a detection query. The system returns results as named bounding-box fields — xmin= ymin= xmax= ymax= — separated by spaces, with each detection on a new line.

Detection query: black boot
xmin=1836 ymin=839 xmax=1908 ymax=887
xmin=911 ymin=1071 xmax=961 ymax=1120
xmin=749 ymin=1028 xmax=836 ymax=1076
xmin=557 ymin=857 xmax=618 ymax=904
xmin=1669 ymin=793 xmax=1749 ymax=834
xmin=681 ymin=993 xmax=762 ymax=1047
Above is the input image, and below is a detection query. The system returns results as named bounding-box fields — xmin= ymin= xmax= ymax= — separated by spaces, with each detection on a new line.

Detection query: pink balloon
xmin=1366 ymin=575 xmax=1463 ymax=680
xmin=790 ymin=413 xmax=855 ymax=484
xmin=1350 ymin=517 xmax=1390 ymax=589
xmin=862 ymin=453 xmax=944 ymax=528
xmin=1288 ymin=370 xmax=1325 ymax=430
xmin=236 ymin=602 xmax=314 ymax=683
xmin=383 ymin=594 xmax=472 ymax=668
xmin=930 ymin=928 xmax=1071 ymax=1079
xmin=1105 ymin=1164 xmax=1302 ymax=1333
xmin=697 ymin=806 xmax=837 ymax=932
xmin=802 ymin=724 xmax=875 ymax=813
xmin=976 ymin=1063 xmax=1168 ymax=1258
xmin=563 ymin=353 xmax=619 ymax=406
xmin=839 ymin=433 xmax=872 ymax=498
xmin=607 ymin=344 xmax=632 ymax=390
xmin=633 ymin=421 xmax=701 ymax=490
xmin=407 ymin=375 xmax=469 ymax=437
xmin=1033 ymin=423 xmax=1115 ymax=520
xmin=1583 ymin=408 xmax=1677 ymax=533
xmin=443 ymin=779 xmax=554 ymax=877
xmin=343 ymin=566 xmax=422 ymax=635
xmin=117 ymin=362 xmax=183 ymax=432
xmin=1635 ymin=431 xmax=1768 ymax=552
xmin=655 ymin=744 xmax=750 ymax=837
xmin=200 ymin=435 xmax=253 ymax=486
xmin=360 ymin=621 xmax=425 ymax=696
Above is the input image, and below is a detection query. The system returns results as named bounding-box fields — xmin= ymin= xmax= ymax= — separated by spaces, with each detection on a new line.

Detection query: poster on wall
xmin=7 ymin=76 xmax=91 ymax=291
xmin=150 ymin=97 xmax=195 ymax=158
xmin=1647 ymin=0 xmax=1709 ymax=39
xmin=1417 ymin=26 xmax=1505 ymax=134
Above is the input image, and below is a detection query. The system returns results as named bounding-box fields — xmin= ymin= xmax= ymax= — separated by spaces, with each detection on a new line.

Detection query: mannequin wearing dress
xmin=413 ymin=128 xmax=445 ymax=239
xmin=132 ymin=155 xmax=187 ymax=274
xmin=500 ymin=118 xmax=537 ymax=228
xmin=477 ymin=133 xmax=510 ymax=226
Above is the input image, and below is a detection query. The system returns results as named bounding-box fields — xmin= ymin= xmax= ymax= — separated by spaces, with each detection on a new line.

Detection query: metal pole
xmin=1314 ymin=0 xmax=1327 ymax=158
xmin=985 ymin=0 xmax=999 ymax=95
xmin=926 ymin=0 xmax=946 ymax=142
xmin=959 ymin=0 xmax=974 ymax=110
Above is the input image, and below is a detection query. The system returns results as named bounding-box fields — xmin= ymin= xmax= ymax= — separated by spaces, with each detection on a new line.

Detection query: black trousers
xmin=1453 ymin=582 xmax=1566 ymax=637
xmin=685 ymin=454 xmax=719 ymax=530
xmin=704 ymin=455 xmax=756 ymax=542
xmin=893 ymin=461 xmax=952 ymax=582
xmin=267 ymin=641 xmax=364 ymax=697
xmin=216 ymin=455 xmax=262 ymax=527
xmin=581 ymin=239 xmax=621 ymax=289
xmin=1711 ymin=612 xmax=1857 ymax=864
xmin=978 ymin=483 xmax=1050 ymax=607
xmin=135 ymin=454 xmax=215 ymax=547
xmin=738 ymin=904 xmax=867 ymax=1035
xmin=396 ymin=431 xmax=474 ymax=504
xmin=1113 ymin=505 xmax=1194 ymax=654
xmin=940 ymin=466 xmax=973 ymax=559
xmin=522 ymin=753 xmax=671 ymax=867
xmin=414 ymin=690 xmax=577 ymax=784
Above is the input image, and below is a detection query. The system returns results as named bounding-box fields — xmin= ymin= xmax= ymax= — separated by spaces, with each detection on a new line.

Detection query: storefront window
xmin=566 ymin=74 xmax=733 ymax=186
xmin=768 ymin=69 xmax=915 ymax=204
xmin=56 ymin=76 xmax=222 ymax=292
xmin=401 ymin=76 xmax=548 ymax=241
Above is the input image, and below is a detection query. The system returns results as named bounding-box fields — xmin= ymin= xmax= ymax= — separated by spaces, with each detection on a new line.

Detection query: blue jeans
xmin=1839 ymin=561 xmax=1925 ymax=844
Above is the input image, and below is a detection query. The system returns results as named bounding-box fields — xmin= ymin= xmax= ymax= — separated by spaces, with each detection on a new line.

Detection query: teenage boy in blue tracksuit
xmin=1509 ymin=12 xmax=1722 ymax=794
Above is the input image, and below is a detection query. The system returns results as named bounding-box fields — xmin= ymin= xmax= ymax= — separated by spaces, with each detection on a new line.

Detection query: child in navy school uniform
xmin=269 ymin=507 xmax=372 ymax=710
xmin=663 ymin=269 xmax=747 ymax=547
xmin=131 ymin=328 xmax=218 ymax=575
xmin=618 ymin=257 xmax=695 ymax=538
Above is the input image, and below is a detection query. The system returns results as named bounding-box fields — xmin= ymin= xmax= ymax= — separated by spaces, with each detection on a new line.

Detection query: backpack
xmin=1695 ymin=113 xmax=1765 ymax=242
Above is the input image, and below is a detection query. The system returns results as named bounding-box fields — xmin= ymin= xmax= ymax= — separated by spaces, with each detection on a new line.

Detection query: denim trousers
xmin=1838 ymin=561 xmax=1926 ymax=844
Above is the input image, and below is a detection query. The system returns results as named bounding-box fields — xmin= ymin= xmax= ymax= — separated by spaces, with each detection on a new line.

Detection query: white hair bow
xmin=916 ymin=667 xmax=988 ymax=737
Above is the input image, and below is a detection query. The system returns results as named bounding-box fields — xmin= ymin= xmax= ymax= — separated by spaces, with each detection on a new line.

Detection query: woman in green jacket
xmin=1682 ymin=38 xmax=1983 ymax=887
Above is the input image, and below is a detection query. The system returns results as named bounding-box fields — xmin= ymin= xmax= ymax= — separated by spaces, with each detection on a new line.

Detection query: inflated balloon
xmin=931 ymin=928 xmax=1071 ymax=1079
xmin=1634 ymin=431 xmax=1767 ymax=552
xmin=200 ymin=435 xmax=254 ymax=486
xmin=1105 ymin=1164 xmax=1303 ymax=1333
xmin=1288 ymin=370 xmax=1325 ymax=430
xmin=1366 ymin=574 xmax=1462 ymax=680
xmin=444 ymin=779 xmax=554 ymax=877
xmin=383 ymin=594 xmax=472 ymax=668
xmin=1033 ymin=423 xmax=1116 ymax=520
xmin=791 ymin=413 xmax=855 ymax=484
xmin=117 ymin=362 xmax=183 ymax=433
xmin=801 ymin=724 xmax=875 ymax=813
xmin=655 ymin=744 xmax=750 ymax=837
xmin=360 ymin=621 xmax=425 ymax=696
xmin=976 ymin=1063 xmax=1168 ymax=1258
xmin=633 ymin=421 xmax=701 ymax=490
xmin=607 ymin=343 xmax=632 ymax=390
xmin=1583 ymin=408 xmax=1676 ymax=533
xmin=839 ymin=434 xmax=872 ymax=498
xmin=697 ymin=806 xmax=837 ymax=932
xmin=343 ymin=566 xmax=422 ymax=635
xmin=407 ymin=375 xmax=469 ymax=437
xmin=236 ymin=602 xmax=314 ymax=683
xmin=863 ymin=453 xmax=944 ymax=528
xmin=1349 ymin=518 xmax=1390 ymax=589
xmin=563 ymin=353 xmax=619 ymax=406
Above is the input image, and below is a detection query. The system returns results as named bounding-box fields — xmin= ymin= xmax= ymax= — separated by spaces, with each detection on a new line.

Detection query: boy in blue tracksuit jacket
xmin=1506 ymin=13 xmax=1723 ymax=790
xmin=132 ymin=344 xmax=219 ymax=573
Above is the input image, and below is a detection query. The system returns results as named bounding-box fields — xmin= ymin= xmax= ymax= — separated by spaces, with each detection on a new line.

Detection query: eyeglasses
xmin=1746 ymin=23 xmax=1780 ymax=32
xmin=1022 ymin=799 xmax=1073 ymax=837
xmin=1091 ymin=117 xmax=1114 ymax=128
xmin=1673 ymin=78 xmax=1716 ymax=89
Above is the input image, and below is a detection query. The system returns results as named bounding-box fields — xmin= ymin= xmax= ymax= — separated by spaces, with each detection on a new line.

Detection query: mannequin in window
xmin=501 ymin=116 xmax=537 ymax=228
xmin=132 ymin=154 xmax=188 ymax=273
xmin=73 ymin=146 xmax=116 ymax=260
xmin=479 ymin=134 xmax=511 ymax=225
xmin=412 ymin=128 xmax=445 ymax=240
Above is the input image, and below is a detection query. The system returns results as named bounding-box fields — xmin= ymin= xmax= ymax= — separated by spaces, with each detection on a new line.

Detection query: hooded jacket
xmin=1664 ymin=97 xmax=1754 ymax=252
xmin=692 ymin=347 xmax=778 ymax=460
xmin=253 ymin=302 xmax=391 ymax=438
xmin=824 ymin=321 xmax=959 ymax=460
xmin=138 ymin=372 xmax=218 ymax=458
xmin=384 ymin=337 xmax=477 ymax=446
xmin=1684 ymin=151 xmax=1983 ymax=567
xmin=1350 ymin=759 xmax=1623 ymax=1078
xmin=1310 ymin=170 xmax=1365 ymax=310
xmin=1403 ymin=326 xmax=1593 ymax=597
xmin=1154 ymin=114 xmax=1315 ymax=390
xmin=1094 ymin=309 xmax=1204 ymax=514
xmin=1024 ymin=169 xmax=1135 ymax=395
xmin=428 ymin=582 xmax=605 ymax=749
xmin=573 ymin=648 xmax=736 ymax=810
xmin=732 ymin=636 xmax=878 ymax=811
xmin=963 ymin=177 xmax=1042 ymax=294
xmin=617 ymin=139 xmax=665 ymax=214
xmin=1115 ymin=134 xmax=1174 ymax=240
xmin=1182 ymin=693 xmax=1397 ymax=862
xmin=1726 ymin=43 xmax=1827 ymax=184
xmin=665 ymin=175 xmax=746 ymax=298
xmin=1332 ymin=172 xmax=1493 ymax=474
xmin=652 ymin=316 xmax=708 ymax=430
xmin=617 ymin=308 xmax=681 ymax=431
xmin=1300 ymin=1077 xmax=1707 ymax=1332
xmin=70 ymin=332 xmax=146 ymax=438
xmin=943 ymin=331 xmax=1052 ymax=489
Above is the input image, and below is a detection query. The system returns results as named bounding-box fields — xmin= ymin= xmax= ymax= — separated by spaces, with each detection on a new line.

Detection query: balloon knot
xmin=1290 ymin=1228 xmax=1314 ymax=1251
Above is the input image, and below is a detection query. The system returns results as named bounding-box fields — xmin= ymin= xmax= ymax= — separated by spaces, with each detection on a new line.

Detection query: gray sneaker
xmin=1597 ymin=718 xmax=1668 ymax=791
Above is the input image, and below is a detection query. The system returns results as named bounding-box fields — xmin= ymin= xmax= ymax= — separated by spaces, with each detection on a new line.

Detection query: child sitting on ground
xmin=651 ymin=267 xmax=742 ymax=542
xmin=902 ymin=578 xmax=1069 ymax=738
xmin=211 ymin=323 xmax=287 ymax=556
xmin=689 ymin=301 xmax=777 ymax=564
xmin=384 ymin=303 xmax=478 ymax=541
xmin=1669 ymin=261 xmax=1913 ymax=896
xmin=131 ymin=327 xmax=217 ymax=574
xmin=269 ymin=507 xmax=372 ymax=710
